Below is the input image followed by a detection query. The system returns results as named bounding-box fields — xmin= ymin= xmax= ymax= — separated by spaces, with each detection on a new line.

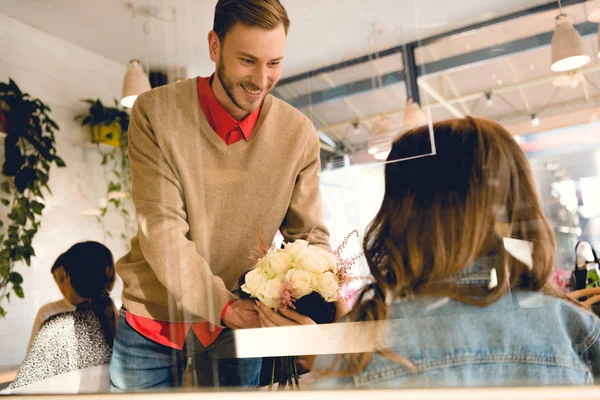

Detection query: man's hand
xmin=222 ymin=299 xmax=261 ymax=329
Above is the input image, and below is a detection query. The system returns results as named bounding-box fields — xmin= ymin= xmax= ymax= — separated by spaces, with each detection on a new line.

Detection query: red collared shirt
xmin=126 ymin=76 xmax=261 ymax=349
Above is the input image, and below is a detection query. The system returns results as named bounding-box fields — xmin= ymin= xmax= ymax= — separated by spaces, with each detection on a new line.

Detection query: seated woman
xmin=8 ymin=241 xmax=117 ymax=391
xmin=27 ymin=253 xmax=76 ymax=349
xmin=257 ymin=117 xmax=600 ymax=387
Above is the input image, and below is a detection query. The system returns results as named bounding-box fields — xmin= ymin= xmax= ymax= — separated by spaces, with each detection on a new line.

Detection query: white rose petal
xmin=296 ymin=250 xmax=329 ymax=275
xmin=317 ymin=248 xmax=338 ymax=272
xmin=241 ymin=268 xmax=268 ymax=298
xmin=285 ymin=268 xmax=317 ymax=299
xmin=258 ymin=276 xmax=285 ymax=309
xmin=266 ymin=251 xmax=292 ymax=276
xmin=316 ymin=271 xmax=339 ymax=302
xmin=255 ymin=256 xmax=274 ymax=278
xmin=284 ymin=240 xmax=310 ymax=261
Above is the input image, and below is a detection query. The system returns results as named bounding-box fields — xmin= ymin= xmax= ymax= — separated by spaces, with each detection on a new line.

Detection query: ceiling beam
xmin=281 ymin=20 xmax=598 ymax=110
xmin=417 ymin=80 xmax=465 ymax=118
xmin=278 ymin=0 xmax=587 ymax=86
xmin=316 ymin=64 xmax=600 ymax=133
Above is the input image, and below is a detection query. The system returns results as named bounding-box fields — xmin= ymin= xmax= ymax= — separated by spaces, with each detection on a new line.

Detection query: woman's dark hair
xmin=50 ymin=253 xmax=66 ymax=273
xmin=62 ymin=241 xmax=117 ymax=345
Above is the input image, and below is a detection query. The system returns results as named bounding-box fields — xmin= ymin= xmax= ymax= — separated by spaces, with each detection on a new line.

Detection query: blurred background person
xmin=7 ymin=241 xmax=117 ymax=392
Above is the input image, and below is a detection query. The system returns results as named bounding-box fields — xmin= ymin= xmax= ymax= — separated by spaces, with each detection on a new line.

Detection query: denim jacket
xmin=309 ymin=264 xmax=600 ymax=388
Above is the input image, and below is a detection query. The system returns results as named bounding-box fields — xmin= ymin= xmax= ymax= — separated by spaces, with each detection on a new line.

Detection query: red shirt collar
xmin=197 ymin=76 xmax=260 ymax=141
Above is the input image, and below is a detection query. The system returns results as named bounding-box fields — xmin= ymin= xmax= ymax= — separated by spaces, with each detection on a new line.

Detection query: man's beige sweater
xmin=116 ymin=78 xmax=330 ymax=325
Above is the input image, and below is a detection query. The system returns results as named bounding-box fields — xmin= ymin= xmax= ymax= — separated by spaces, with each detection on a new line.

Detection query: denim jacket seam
xmin=580 ymin=318 xmax=600 ymax=355
xmin=352 ymin=353 xmax=587 ymax=385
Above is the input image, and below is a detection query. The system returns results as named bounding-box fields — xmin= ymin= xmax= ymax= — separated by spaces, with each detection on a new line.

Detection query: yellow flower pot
xmin=92 ymin=122 xmax=121 ymax=147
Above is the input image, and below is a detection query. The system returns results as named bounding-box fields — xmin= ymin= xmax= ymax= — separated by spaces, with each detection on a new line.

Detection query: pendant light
xmin=368 ymin=115 xmax=393 ymax=161
xmin=550 ymin=13 xmax=590 ymax=72
xmin=402 ymin=98 xmax=427 ymax=129
xmin=120 ymin=60 xmax=152 ymax=108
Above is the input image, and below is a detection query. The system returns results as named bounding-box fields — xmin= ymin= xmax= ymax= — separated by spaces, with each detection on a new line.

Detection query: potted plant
xmin=75 ymin=99 xmax=129 ymax=147
xmin=75 ymin=99 xmax=133 ymax=244
xmin=0 ymin=78 xmax=65 ymax=317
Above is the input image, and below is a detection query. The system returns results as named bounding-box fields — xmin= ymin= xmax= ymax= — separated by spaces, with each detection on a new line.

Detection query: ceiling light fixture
xmin=120 ymin=59 xmax=152 ymax=108
xmin=485 ymin=92 xmax=494 ymax=107
xmin=531 ymin=114 xmax=540 ymax=127
xmin=403 ymin=98 xmax=427 ymax=129
xmin=367 ymin=115 xmax=393 ymax=160
xmin=550 ymin=13 xmax=590 ymax=72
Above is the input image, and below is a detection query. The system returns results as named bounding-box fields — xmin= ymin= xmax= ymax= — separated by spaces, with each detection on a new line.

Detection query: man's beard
xmin=216 ymin=60 xmax=271 ymax=115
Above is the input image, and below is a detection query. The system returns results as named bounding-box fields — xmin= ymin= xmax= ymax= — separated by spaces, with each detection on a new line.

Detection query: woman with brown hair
xmin=258 ymin=117 xmax=600 ymax=387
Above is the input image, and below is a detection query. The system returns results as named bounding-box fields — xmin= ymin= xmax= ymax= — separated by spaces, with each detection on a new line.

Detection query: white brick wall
xmin=0 ymin=13 xmax=131 ymax=366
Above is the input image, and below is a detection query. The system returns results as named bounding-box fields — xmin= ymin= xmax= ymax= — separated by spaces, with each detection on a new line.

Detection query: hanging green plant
xmin=75 ymin=99 xmax=129 ymax=147
xmin=75 ymin=99 xmax=133 ymax=243
xmin=0 ymin=78 xmax=65 ymax=317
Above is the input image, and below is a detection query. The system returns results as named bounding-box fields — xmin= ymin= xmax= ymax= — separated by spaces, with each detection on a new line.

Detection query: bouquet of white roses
xmin=236 ymin=232 xmax=362 ymax=389
xmin=240 ymin=239 xmax=340 ymax=312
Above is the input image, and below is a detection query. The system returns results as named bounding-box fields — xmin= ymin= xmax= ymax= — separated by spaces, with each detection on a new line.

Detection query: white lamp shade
xmin=368 ymin=116 xmax=393 ymax=159
xmin=550 ymin=16 xmax=590 ymax=72
xmin=121 ymin=60 xmax=151 ymax=108
xmin=403 ymin=98 xmax=428 ymax=129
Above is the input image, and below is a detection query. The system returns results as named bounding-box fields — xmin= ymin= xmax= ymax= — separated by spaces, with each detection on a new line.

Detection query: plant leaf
xmin=13 ymin=285 xmax=24 ymax=299
xmin=54 ymin=156 xmax=66 ymax=167
xmin=0 ymin=181 xmax=10 ymax=194
xmin=30 ymin=200 xmax=44 ymax=215
xmin=9 ymin=272 xmax=23 ymax=285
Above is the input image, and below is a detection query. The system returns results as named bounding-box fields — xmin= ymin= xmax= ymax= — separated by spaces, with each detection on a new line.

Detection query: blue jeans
xmin=110 ymin=308 xmax=261 ymax=391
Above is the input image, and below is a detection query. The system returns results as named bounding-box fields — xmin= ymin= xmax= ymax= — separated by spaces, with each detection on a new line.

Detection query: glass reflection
xmin=1 ymin=0 xmax=600 ymax=396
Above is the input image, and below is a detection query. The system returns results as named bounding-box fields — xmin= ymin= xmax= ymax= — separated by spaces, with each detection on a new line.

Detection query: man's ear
xmin=208 ymin=31 xmax=220 ymax=63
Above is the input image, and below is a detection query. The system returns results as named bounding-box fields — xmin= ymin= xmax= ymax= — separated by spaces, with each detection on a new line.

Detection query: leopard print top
xmin=9 ymin=305 xmax=111 ymax=389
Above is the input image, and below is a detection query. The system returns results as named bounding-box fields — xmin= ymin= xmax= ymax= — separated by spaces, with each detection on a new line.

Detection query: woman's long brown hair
xmin=332 ymin=117 xmax=558 ymax=376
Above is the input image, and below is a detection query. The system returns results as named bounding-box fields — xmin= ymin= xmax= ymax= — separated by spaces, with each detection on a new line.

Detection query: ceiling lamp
xmin=485 ymin=92 xmax=494 ymax=107
xmin=368 ymin=115 xmax=393 ymax=161
xmin=403 ymin=98 xmax=428 ymax=129
xmin=121 ymin=60 xmax=152 ymax=108
xmin=550 ymin=14 xmax=590 ymax=72
xmin=552 ymin=71 xmax=585 ymax=88
xmin=530 ymin=114 xmax=540 ymax=127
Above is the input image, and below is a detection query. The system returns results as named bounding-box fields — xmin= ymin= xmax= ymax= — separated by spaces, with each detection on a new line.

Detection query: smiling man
xmin=109 ymin=0 xmax=331 ymax=392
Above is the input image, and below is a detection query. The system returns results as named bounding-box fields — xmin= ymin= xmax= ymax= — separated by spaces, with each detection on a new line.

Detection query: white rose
xmin=257 ymin=276 xmax=284 ymax=309
xmin=296 ymin=250 xmax=329 ymax=274
xmin=316 ymin=271 xmax=339 ymax=302
xmin=317 ymin=248 xmax=338 ymax=272
xmin=266 ymin=251 xmax=292 ymax=276
xmin=284 ymin=240 xmax=309 ymax=261
xmin=241 ymin=268 xmax=268 ymax=298
xmin=254 ymin=256 xmax=275 ymax=278
xmin=285 ymin=268 xmax=317 ymax=299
